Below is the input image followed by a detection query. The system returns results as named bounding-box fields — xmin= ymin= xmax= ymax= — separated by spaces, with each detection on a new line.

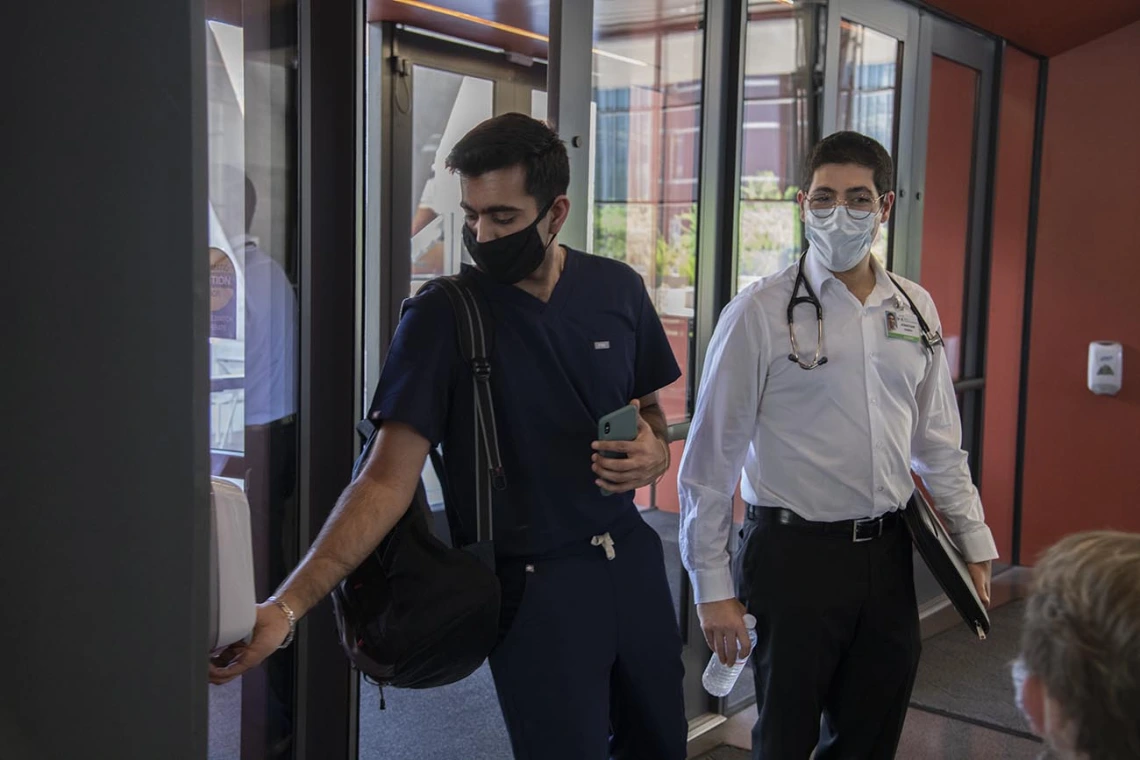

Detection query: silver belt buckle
xmin=852 ymin=517 xmax=882 ymax=543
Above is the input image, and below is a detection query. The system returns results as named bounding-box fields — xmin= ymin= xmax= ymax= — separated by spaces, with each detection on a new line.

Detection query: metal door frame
xmin=823 ymin=0 xmax=922 ymax=278
xmin=821 ymin=0 xmax=1000 ymax=612
xmin=911 ymin=13 xmax=1000 ymax=485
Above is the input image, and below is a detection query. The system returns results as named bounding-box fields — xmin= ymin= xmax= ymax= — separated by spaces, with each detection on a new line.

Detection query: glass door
xmin=360 ymin=25 xmax=546 ymax=760
xmin=408 ymin=66 xmax=494 ymax=295
xmin=910 ymin=15 xmax=999 ymax=558
xmin=365 ymin=26 xmax=546 ymax=406
xmin=205 ymin=5 xmax=301 ymax=759
xmin=823 ymin=0 xmax=921 ymax=274
xmin=824 ymin=2 xmax=998 ymax=609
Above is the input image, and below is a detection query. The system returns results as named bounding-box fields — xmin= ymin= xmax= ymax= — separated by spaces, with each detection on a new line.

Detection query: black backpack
xmin=330 ymin=274 xmax=505 ymax=699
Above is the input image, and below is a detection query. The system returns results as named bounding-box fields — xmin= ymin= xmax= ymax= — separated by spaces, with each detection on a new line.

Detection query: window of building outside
xmin=591 ymin=0 xmax=706 ymax=521
xmin=737 ymin=1 xmax=817 ymax=292
xmin=837 ymin=19 xmax=902 ymax=265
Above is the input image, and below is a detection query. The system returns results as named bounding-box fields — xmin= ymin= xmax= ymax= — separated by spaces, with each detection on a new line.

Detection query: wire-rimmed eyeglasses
xmin=805 ymin=193 xmax=886 ymax=221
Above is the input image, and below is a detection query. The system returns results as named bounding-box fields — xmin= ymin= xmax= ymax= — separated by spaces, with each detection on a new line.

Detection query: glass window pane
xmin=206 ymin=6 xmax=300 ymax=759
xmin=837 ymin=20 xmax=902 ymax=265
xmin=594 ymin=1 xmax=705 ymax=629
xmin=409 ymin=67 xmax=494 ymax=296
xmin=737 ymin=2 xmax=815 ymax=292
xmin=593 ymin=24 xmax=702 ymax=429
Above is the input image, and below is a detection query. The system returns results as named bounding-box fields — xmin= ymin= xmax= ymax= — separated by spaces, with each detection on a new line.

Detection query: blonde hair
xmin=1022 ymin=531 xmax=1140 ymax=759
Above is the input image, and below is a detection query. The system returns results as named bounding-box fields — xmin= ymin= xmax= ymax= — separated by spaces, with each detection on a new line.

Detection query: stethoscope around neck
xmin=787 ymin=253 xmax=943 ymax=370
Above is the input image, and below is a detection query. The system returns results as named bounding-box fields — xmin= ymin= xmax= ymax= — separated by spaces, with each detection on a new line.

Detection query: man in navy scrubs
xmin=210 ymin=113 xmax=688 ymax=760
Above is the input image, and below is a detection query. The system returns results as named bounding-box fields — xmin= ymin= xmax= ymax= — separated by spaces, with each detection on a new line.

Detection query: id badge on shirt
xmin=885 ymin=310 xmax=922 ymax=342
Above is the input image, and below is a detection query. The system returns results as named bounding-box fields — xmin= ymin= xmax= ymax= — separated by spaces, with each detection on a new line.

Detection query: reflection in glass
xmin=737 ymin=1 xmax=816 ymax=292
xmin=409 ymin=67 xmax=494 ymax=296
xmin=206 ymin=8 xmax=300 ymax=760
xmin=837 ymin=20 xmax=901 ymax=264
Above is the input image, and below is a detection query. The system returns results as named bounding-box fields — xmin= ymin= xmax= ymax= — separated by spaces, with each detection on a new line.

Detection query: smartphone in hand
xmin=597 ymin=404 xmax=638 ymax=495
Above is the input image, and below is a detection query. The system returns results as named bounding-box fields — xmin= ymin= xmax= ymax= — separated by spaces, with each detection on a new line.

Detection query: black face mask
xmin=462 ymin=201 xmax=555 ymax=285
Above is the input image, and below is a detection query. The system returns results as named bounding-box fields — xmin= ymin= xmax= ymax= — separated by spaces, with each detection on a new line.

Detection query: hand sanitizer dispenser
xmin=1088 ymin=341 xmax=1123 ymax=396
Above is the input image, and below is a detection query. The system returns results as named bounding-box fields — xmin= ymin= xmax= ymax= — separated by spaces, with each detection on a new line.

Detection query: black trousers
xmin=489 ymin=516 xmax=687 ymax=760
xmin=736 ymin=511 xmax=921 ymax=760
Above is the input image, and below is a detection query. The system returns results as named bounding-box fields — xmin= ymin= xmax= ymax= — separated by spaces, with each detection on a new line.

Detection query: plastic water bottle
xmin=701 ymin=614 xmax=758 ymax=697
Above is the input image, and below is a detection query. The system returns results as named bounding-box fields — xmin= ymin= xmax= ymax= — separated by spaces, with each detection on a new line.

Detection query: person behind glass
xmin=238 ymin=174 xmax=298 ymax=759
xmin=678 ymin=131 xmax=998 ymax=759
xmin=210 ymin=113 xmax=688 ymax=760
xmin=1011 ymin=530 xmax=1140 ymax=760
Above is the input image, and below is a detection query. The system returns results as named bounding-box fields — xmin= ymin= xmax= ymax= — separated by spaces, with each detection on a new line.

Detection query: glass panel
xmin=918 ymin=55 xmax=978 ymax=382
xmin=837 ymin=20 xmax=902 ymax=265
xmin=408 ymin=66 xmax=495 ymax=535
xmin=206 ymin=5 xmax=300 ymax=759
xmin=592 ymin=25 xmax=702 ymax=430
xmin=409 ymin=66 xmax=494 ymax=296
xmin=737 ymin=1 xmax=815 ymax=292
xmin=594 ymin=2 xmax=705 ymax=649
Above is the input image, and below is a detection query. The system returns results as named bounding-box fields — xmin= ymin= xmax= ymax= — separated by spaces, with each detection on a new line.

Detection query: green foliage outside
xmin=592 ymin=203 xmax=629 ymax=263
xmin=591 ymin=171 xmax=810 ymax=289
xmin=738 ymin=171 xmax=801 ymax=282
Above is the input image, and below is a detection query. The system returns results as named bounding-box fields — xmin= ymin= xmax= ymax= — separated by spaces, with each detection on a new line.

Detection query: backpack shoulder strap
xmin=355 ymin=275 xmax=506 ymax=544
xmin=430 ymin=275 xmax=506 ymax=545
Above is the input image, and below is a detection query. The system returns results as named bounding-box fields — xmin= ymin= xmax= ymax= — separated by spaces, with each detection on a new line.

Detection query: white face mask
xmin=804 ymin=206 xmax=881 ymax=272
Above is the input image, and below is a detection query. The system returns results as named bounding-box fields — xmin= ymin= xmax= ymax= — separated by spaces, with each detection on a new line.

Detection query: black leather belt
xmin=746 ymin=504 xmax=900 ymax=542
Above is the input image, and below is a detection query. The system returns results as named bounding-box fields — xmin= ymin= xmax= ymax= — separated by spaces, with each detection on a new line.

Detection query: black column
xmin=1 ymin=1 xmax=210 ymax=758
xmin=295 ymin=0 xmax=361 ymax=757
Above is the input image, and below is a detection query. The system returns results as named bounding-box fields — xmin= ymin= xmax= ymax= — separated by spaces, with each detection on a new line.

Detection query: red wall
xmin=1020 ymin=20 xmax=1140 ymax=562
xmin=920 ymin=55 xmax=978 ymax=382
xmin=980 ymin=47 xmax=1038 ymax=561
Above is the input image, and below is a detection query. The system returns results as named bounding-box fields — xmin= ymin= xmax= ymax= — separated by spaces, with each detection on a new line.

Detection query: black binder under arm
xmin=902 ymin=488 xmax=991 ymax=640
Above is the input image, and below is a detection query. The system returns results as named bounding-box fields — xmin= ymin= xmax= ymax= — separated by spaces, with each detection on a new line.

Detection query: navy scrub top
xmin=369 ymin=247 xmax=682 ymax=558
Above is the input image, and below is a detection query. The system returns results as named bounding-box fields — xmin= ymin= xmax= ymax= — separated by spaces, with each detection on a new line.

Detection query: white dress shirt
xmin=678 ymin=249 xmax=999 ymax=604
xmin=240 ymin=237 xmax=298 ymax=426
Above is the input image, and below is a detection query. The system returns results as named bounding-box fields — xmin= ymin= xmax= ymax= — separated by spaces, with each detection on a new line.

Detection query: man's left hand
xmin=591 ymin=399 xmax=669 ymax=494
xmin=967 ymin=560 xmax=992 ymax=607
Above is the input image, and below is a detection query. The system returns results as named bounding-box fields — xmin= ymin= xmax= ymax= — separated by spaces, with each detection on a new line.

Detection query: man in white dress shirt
xmin=678 ymin=131 xmax=997 ymax=759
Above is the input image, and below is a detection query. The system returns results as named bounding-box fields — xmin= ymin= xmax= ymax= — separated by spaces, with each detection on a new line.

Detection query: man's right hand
xmin=697 ymin=598 xmax=752 ymax=666
xmin=208 ymin=601 xmax=292 ymax=686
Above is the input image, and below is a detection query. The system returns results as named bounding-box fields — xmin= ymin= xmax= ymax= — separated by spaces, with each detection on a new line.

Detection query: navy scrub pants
xmin=489 ymin=514 xmax=687 ymax=760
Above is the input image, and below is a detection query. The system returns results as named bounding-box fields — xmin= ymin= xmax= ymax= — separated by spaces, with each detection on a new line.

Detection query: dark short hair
xmin=805 ymin=131 xmax=894 ymax=196
xmin=445 ymin=112 xmax=570 ymax=209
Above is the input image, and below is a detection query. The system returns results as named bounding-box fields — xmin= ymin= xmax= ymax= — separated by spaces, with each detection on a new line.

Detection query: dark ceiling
xmin=922 ymin=0 xmax=1140 ymax=56
xmin=206 ymin=0 xmax=1140 ymax=61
